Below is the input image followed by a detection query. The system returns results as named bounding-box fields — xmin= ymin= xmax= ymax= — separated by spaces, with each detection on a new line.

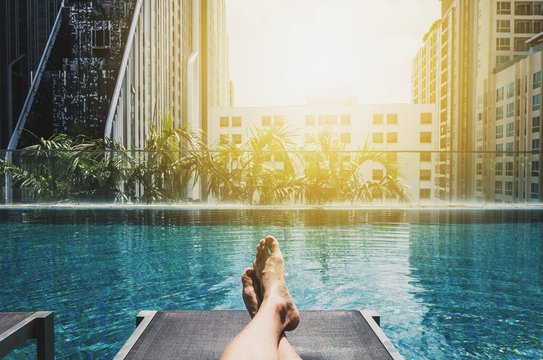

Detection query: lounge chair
xmin=0 ymin=311 xmax=54 ymax=360
xmin=113 ymin=310 xmax=402 ymax=359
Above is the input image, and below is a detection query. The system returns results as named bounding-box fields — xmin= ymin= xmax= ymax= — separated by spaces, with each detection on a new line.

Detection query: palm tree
xmin=0 ymin=133 xmax=127 ymax=202
xmin=299 ymin=129 xmax=409 ymax=204
xmin=201 ymin=126 xmax=300 ymax=204
xmin=126 ymin=113 xmax=204 ymax=203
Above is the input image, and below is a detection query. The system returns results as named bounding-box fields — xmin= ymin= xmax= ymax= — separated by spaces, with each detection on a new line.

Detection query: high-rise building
xmin=106 ymin=0 xmax=230 ymax=150
xmin=412 ymin=0 xmax=477 ymax=202
xmin=474 ymin=1 xmax=543 ymax=202
xmin=0 ymin=0 xmax=62 ymax=148
xmin=479 ymin=33 xmax=543 ymax=202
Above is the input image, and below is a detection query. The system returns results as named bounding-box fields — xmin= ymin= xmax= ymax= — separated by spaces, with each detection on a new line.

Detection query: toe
xmin=264 ymin=235 xmax=280 ymax=253
xmin=241 ymin=268 xmax=254 ymax=286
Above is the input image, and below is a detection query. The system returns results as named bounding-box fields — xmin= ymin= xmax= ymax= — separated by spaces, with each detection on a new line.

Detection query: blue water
xmin=0 ymin=209 xmax=542 ymax=359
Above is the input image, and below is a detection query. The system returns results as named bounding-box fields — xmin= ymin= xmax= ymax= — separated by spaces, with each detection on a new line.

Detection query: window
xmin=497 ymin=143 xmax=504 ymax=157
xmin=318 ymin=115 xmax=326 ymax=125
xmin=533 ymin=94 xmax=541 ymax=111
xmin=496 ymin=162 xmax=503 ymax=176
xmin=531 ymin=183 xmax=539 ymax=199
xmin=496 ymin=106 xmax=504 ymax=120
xmin=340 ymin=132 xmax=351 ymax=144
xmin=476 ymin=180 xmax=482 ymax=192
xmin=387 ymin=113 xmax=398 ymax=124
xmin=505 ymin=182 xmax=513 ymax=196
xmin=419 ymin=189 xmax=431 ymax=200
xmin=476 ymin=163 xmax=483 ymax=176
xmin=387 ymin=152 xmax=397 ymax=163
xmin=340 ymin=114 xmax=351 ymax=126
xmin=373 ymin=114 xmax=384 ymax=125
xmin=232 ymin=134 xmax=242 ymax=144
xmin=533 ymin=116 xmax=540 ymax=133
xmin=497 ymin=20 xmax=510 ymax=32
xmin=532 ymin=161 xmax=540 ymax=177
xmin=536 ymin=3 xmax=543 ymax=15
xmin=220 ymin=116 xmax=229 ymax=127
xmin=262 ymin=116 xmax=272 ymax=127
xmin=305 ymin=115 xmax=315 ymax=126
xmin=516 ymin=2 xmax=533 ymax=15
xmin=420 ymin=152 xmax=431 ymax=162
xmin=372 ymin=169 xmax=383 ymax=180
xmin=219 ymin=134 xmax=229 ymax=145
xmin=495 ymin=181 xmax=503 ymax=195
xmin=325 ymin=114 xmax=337 ymax=125
xmin=387 ymin=132 xmax=398 ymax=143
xmin=533 ymin=138 xmax=540 ymax=150
xmin=496 ymin=125 xmax=504 ymax=139
xmin=507 ymin=82 xmax=515 ymax=98
xmin=420 ymin=132 xmax=432 ymax=143
xmin=496 ymin=87 xmax=505 ymax=102
xmin=420 ymin=170 xmax=431 ymax=181
xmin=515 ymin=21 xmax=531 ymax=34
xmin=506 ymin=162 xmax=513 ymax=176
xmin=496 ymin=38 xmax=510 ymax=50
xmin=533 ymin=71 xmax=541 ymax=88
xmin=373 ymin=132 xmax=383 ymax=143
xmin=274 ymin=116 xmax=285 ymax=126
xmin=506 ymin=142 xmax=514 ymax=153
xmin=420 ymin=113 xmax=432 ymax=124
xmin=514 ymin=37 xmax=530 ymax=51
xmin=507 ymin=102 xmax=515 ymax=117
xmin=506 ymin=122 xmax=514 ymax=137
xmin=477 ymin=129 xmax=483 ymax=142
xmin=232 ymin=116 xmax=242 ymax=127
xmin=497 ymin=1 xmax=511 ymax=14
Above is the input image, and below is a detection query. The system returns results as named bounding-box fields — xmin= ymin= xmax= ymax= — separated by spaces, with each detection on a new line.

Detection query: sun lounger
xmin=113 ymin=310 xmax=402 ymax=360
xmin=0 ymin=311 xmax=54 ymax=360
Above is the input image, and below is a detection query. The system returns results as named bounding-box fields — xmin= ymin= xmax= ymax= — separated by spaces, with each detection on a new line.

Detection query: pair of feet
xmin=241 ymin=236 xmax=300 ymax=332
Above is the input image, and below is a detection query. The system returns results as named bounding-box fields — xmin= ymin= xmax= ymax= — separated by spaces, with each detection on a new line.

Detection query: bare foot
xmin=241 ymin=268 xmax=261 ymax=318
xmin=253 ymin=236 xmax=300 ymax=331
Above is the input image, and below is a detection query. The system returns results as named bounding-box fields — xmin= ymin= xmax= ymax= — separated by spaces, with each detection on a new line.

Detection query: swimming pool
xmin=1 ymin=208 xmax=542 ymax=359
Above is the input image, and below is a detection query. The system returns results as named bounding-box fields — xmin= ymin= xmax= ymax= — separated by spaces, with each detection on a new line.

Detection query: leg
xmin=220 ymin=236 xmax=300 ymax=360
xmin=242 ymin=268 xmax=302 ymax=360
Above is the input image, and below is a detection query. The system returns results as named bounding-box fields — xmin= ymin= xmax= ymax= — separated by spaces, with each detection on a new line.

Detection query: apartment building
xmin=209 ymin=104 xmax=436 ymax=202
xmin=413 ymin=0 xmax=543 ymax=203
xmin=475 ymin=1 xmax=543 ymax=202
xmin=479 ymin=33 xmax=542 ymax=202
xmin=107 ymin=0 xmax=230 ymax=150
xmin=412 ymin=0 xmax=477 ymax=201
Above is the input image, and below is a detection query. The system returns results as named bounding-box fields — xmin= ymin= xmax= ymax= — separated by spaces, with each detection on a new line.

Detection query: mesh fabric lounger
xmin=0 ymin=311 xmax=54 ymax=360
xmin=114 ymin=310 xmax=402 ymax=360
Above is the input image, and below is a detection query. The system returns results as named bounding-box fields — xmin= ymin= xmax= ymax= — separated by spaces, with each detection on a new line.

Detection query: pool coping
xmin=1 ymin=203 xmax=543 ymax=211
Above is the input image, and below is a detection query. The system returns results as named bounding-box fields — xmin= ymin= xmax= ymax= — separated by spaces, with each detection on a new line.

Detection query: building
xmin=209 ymin=103 xmax=437 ymax=203
xmin=0 ymin=0 xmax=62 ymax=148
xmin=412 ymin=0 xmax=477 ymax=202
xmin=413 ymin=0 xmax=543 ymax=203
xmin=479 ymin=33 xmax=542 ymax=202
xmin=106 ymin=0 xmax=230 ymax=150
xmin=475 ymin=1 xmax=543 ymax=202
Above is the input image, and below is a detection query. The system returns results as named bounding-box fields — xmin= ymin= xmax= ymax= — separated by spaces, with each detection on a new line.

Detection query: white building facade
xmin=210 ymin=104 xmax=437 ymax=203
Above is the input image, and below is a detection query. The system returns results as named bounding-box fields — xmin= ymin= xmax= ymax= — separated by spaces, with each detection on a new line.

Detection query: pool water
xmin=0 ymin=209 xmax=542 ymax=359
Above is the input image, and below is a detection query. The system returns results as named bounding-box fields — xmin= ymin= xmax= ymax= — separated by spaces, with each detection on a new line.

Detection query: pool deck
xmin=0 ymin=312 xmax=54 ymax=360
xmin=113 ymin=310 xmax=402 ymax=360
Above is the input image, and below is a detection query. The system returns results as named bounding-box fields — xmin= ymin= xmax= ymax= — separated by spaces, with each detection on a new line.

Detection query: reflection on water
xmin=408 ymin=222 xmax=543 ymax=359
xmin=0 ymin=209 xmax=541 ymax=359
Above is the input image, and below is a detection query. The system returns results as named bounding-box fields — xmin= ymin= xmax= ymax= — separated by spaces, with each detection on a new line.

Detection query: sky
xmin=226 ymin=0 xmax=441 ymax=107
